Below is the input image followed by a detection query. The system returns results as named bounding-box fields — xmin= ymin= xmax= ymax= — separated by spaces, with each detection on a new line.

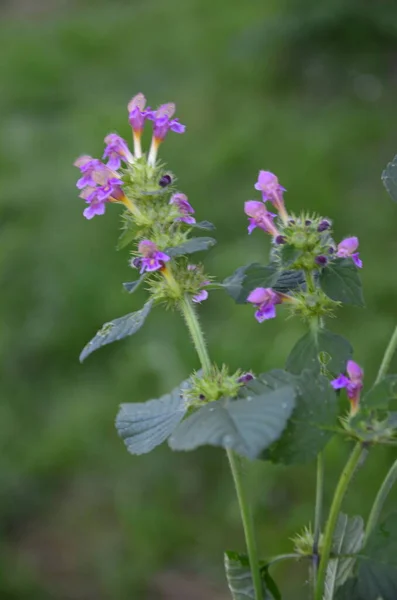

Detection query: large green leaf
xmin=362 ymin=376 xmax=397 ymax=409
xmin=115 ymin=379 xmax=189 ymax=455
xmin=168 ymin=385 xmax=296 ymax=459
xmin=382 ymin=155 xmax=397 ymax=203
xmin=165 ymin=236 xmax=216 ymax=257
xmin=224 ymin=552 xmax=276 ymax=600
xmin=319 ymin=258 xmax=364 ymax=307
xmin=324 ymin=514 xmax=364 ymax=600
xmin=79 ymin=300 xmax=153 ymax=362
xmin=286 ymin=329 xmax=353 ymax=376
xmin=266 ymin=370 xmax=338 ymax=464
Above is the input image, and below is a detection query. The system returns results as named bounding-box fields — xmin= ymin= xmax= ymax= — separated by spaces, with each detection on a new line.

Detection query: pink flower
xmin=337 ymin=237 xmax=362 ymax=268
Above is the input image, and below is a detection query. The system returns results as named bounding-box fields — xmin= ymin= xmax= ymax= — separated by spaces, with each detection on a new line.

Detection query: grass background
xmin=2 ymin=0 xmax=397 ymax=598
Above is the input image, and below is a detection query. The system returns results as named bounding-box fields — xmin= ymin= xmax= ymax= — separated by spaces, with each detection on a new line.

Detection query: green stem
xmin=227 ymin=449 xmax=263 ymax=600
xmin=315 ymin=443 xmax=364 ymax=600
xmin=179 ymin=293 xmax=262 ymax=599
xmin=179 ymin=293 xmax=211 ymax=376
xmin=375 ymin=324 xmax=397 ymax=384
xmin=365 ymin=457 xmax=397 ymax=544
xmin=312 ymin=452 xmax=324 ymax=591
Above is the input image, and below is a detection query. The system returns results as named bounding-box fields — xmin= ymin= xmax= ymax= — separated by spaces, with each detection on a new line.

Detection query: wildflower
xmin=103 ymin=133 xmax=134 ymax=170
xmin=74 ymin=156 xmax=107 ymax=189
xmin=336 ymin=237 xmax=362 ymax=268
xmin=254 ymin=171 xmax=288 ymax=222
xmin=170 ymin=193 xmax=196 ymax=224
xmin=331 ymin=360 xmax=364 ymax=415
xmin=187 ymin=264 xmax=209 ymax=303
xmin=247 ymin=287 xmax=282 ymax=322
xmin=134 ymin=240 xmax=170 ymax=274
xmin=128 ymin=93 xmax=152 ymax=158
xmin=237 ymin=372 xmax=254 ymax=384
xmin=148 ymin=103 xmax=185 ymax=166
xmin=244 ymin=201 xmax=279 ymax=237
xmin=80 ymin=187 xmax=107 ymax=220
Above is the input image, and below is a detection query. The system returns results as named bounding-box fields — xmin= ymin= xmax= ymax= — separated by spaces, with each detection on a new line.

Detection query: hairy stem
xmin=365 ymin=457 xmax=397 ymax=544
xmin=227 ymin=450 xmax=263 ymax=600
xmin=375 ymin=324 xmax=397 ymax=384
xmin=179 ymin=293 xmax=262 ymax=599
xmin=312 ymin=452 xmax=324 ymax=592
xmin=179 ymin=293 xmax=211 ymax=376
xmin=315 ymin=443 xmax=364 ymax=600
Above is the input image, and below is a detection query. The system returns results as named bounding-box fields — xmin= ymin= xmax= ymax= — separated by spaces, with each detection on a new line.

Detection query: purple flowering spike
xmin=244 ymin=201 xmax=279 ymax=237
xmin=337 ymin=237 xmax=362 ymax=268
xmin=103 ymin=133 xmax=133 ymax=170
xmin=237 ymin=372 xmax=254 ymax=384
xmin=247 ymin=287 xmax=282 ymax=323
xmin=135 ymin=240 xmax=170 ymax=274
xmin=170 ymin=193 xmax=196 ymax=224
xmin=147 ymin=102 xmax=186 ymax=166
xmin=331 ymin=359 xmax=364 ymax=415
xmin=254 ymin=170 xmax=288 ymax=223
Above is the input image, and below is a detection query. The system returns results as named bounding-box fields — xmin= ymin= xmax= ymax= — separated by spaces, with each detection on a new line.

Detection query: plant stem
xmin=312 ymin=452 xmax=324 ymax=591
xmin=179 ymin=293 xmax=211 ymax=376
xmin=179 ymin=293 xmax=262 ymax=599
xmin=315 ymin=442 xmax=364 ymax=600
xmin=227 ymin=449 xmax=263 ymax=600
xmin=365 ymin=457 xmax=397 ymax=544
xmin=375 ymin=324 xmax=397 ymax=384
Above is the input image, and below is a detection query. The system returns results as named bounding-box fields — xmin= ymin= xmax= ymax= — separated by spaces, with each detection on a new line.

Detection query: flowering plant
xmin=74 ymin=94 xmax=397 ymax=600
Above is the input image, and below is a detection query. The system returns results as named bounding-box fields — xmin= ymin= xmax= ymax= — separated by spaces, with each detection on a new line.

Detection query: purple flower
xmin=244 ymin=201 xmax=279 ymax=237
xmin=74 ymin=156 xmax=107 ymax=189
xmin=128 ymin=93 xmax=152 ymax=133
xmin=170 ymin=193 xmax=196 ymax=224
xmin=247 ymin=287 xmax=282 ymax=322
xmin=103 ymin=133 xmax=133 ymax=170
xmin=187 ymin=264 xmax=209 ymax=303
xmin=331 ymin=360 xmax=363 ymax=415
xmin=254 ymin=171 xmax=288 ymax=222
xmin=135 ymin=240 xmax=170 ymax=274
xmin=318 ymin=219 xmax=331 ymax=232
xmin=149 ymin=103 xmax=186 ymax=141
xmin=237 ymin=372 xmax=255 ymax=384
xmin=80 ymin=187 xmax=107 ymax=220
xmin=315 ymin=255 xmax=328 ymax=266
xmin=337 ymin=237 xmax=362 ymax=268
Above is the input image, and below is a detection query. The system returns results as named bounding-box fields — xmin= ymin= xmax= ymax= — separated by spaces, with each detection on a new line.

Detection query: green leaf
xmin=382 ymin=155 xmax=397 ymax=203
xmin=279 ymin=244 xmax=302 ymax=267
xmin=324 ymin=514 xmax=364 ymax=600
xmin=117 ymin=224 xmax=137 ymax=250
xmin=165 ymin=237 xmax=216 ymax=257
xmin=115 ymin=380 xmax=188 ymax=455
xmin=222 ymin=263 xmax=304 ymax=304
xmin=266 ymin=370 xmax=338 ymax=464
xmin=123 ymin=274 xmax=146 ymax=294
xmin=224 ymin=552 xmax=274 ymax=600
xmin=286 ymin=329 xmax=353 ymax=376
xmin=168 ymin=385 xmax=296 ymax=460
xmin=79 ymin=300 xmax=153 ymax=362
xmin=192 ymin=220 xmax=216 ymax=231
xmin=319 ymin=258 xmax=364 ymax=307
xmin=362 ymin=376 xmax=397 ymax=409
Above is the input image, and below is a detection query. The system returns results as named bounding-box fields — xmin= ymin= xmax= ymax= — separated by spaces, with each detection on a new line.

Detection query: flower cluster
xmin=243 ymin=170 xmax=363 ymax=323
xmin=74 ymin=93 xmax=211 ymax=309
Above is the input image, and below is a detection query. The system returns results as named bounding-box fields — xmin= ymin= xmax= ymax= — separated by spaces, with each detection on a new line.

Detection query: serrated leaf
xmin=115 ymin=380 xmax=189 ymax=455
xmin=165 ymin=237 xmax=216 ymax=257
xmin=168 ymin=385 xmax=296 ymax=459
xmin=224 ymin=552 xmax=273 ymax=600
xmin=123 ymin=274 xmax=146 ymax=294
xmin=320 ymin=258 xmax=364 ymax=307
xmin=266 ymin=370 xmax=338 ymax=464
xmin=286 ymin=329 xmax=353 ymax=376
xmin=279 ymin=244 xmax=302 ymax=267
xmin=192 ymin=220 xmax=216 ymax=231
xmin=362 ymin=376 xmax=397 ymax=409
xmin=324 ymin=514 xmax=365 ymax=600
xmin=79 ymin=300 xmax=153 ymax=362
xmin=382 ymin=155 xmax=397 ymax=203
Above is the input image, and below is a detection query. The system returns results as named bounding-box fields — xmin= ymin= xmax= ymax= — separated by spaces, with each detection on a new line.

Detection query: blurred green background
xmin=2 ymin=0 xmax=397 ymax=598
